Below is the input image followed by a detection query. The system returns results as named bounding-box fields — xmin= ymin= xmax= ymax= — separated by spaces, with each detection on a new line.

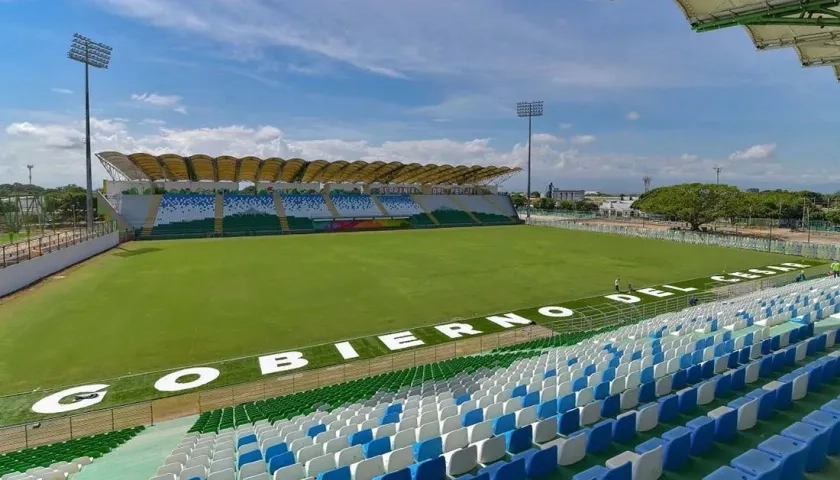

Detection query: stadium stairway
xmin=322 ymin=193 xmax=340 ymax=218
xmin=370 ymin=196 xmax=390 ymax=217
xmin=73 ymin=417 xmax=196 ymax=480
xmin=410 ymin=195 xmax=439 ymax=225
xmin=446 ymin=195 xmax=482 ymax=224
xmin=273 ymin=195 xmax=290 ymax=233
xmin=140 ymin=195 xmax=162 ymax=237
xmin=147 ymin=278 xmax=840 ymax=480
xmin=95 ymin=192 xmax=132 ymax=230
xmin=482 ymin=195 xmax=518 ymax=223
xmin=214 ymin=195 xmax=224 ymax=234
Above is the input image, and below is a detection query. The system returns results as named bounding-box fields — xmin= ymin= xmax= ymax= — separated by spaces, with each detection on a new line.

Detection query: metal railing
xmin=0 ymin=326 xmax=553 ymax=452
xmin=0 ymin=222 xmax=120 ymax=268
xmin=527 ymin=217 xmax=840 ymax=260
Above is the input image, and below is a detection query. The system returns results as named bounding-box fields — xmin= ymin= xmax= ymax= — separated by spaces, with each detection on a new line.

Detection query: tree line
xmin=0 ymin=183 xmax=98 ymax=224
xmin=509 ymin=192 xmax=600 ymax=212
xmin=632 ymin=183 xmax=840 ymax=231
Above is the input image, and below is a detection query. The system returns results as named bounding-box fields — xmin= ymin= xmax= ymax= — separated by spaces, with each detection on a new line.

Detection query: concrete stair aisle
xmin=446 ymin=195 xmax=481 ymax=224
xmin=273 ymin=194 xmax=290 ymax=232
xmin=370 ymin=195 xmax=390 ymax=216
xmin=140 ymin=195 xmax=162 ymax=237
xmin=482 ymin=195 xmax=518 ymax=221
xmin=322 ymin=192 xmax=340 ymax=218
xmin=411 ymin=195 xmax=440 ymax=225
xmin=73 ymin=416 xmax=197 ymax=480
xmin=213 ymin=194 xmax=224 ymax=234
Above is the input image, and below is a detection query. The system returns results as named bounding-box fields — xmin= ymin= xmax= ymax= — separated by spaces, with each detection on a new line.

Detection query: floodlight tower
xmin=27 ymin=165 xmax=33 ymax=186
xmin=643 ymin=175 xmax=651 ymax=193
xmin=516 ymin=101 xmax=544 ymax=219
xmin=68 ymin=33 xmax=112 ymax=231
xmin=713 ymin=166 xmax=722 ymax=184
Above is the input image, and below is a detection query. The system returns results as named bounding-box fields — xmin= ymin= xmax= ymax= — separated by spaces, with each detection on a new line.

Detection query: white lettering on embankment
xmin=335 ymin=342 xmax=360 ymax=360
xmin=379 ymin=331 xmax=424 ymax=350
xmin=435 ymin=323 xmax=482 ymax=339
xmin=27 ymin=261 xmax=817 ymax=415
xmin=154 ymin=367 xmax=220 ymax=392
xmin=538 ymin=306 xmax=574 ymax=318
xmin=636 ymin=288 xmax=673 ymax=298
xmin=259 ymin=351 xmax=309 ymax=375
xmin=31 ymin=384 xmax=109 ymax=414
xmin=605 ymin=294 xmax=641 ymax=304
xmin=486 ymin=313 xmax=534 ymax=328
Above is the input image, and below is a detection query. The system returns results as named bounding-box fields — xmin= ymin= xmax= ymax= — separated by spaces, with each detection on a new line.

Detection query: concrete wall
xmin=0 ymin=232 xmax=120 ymax=298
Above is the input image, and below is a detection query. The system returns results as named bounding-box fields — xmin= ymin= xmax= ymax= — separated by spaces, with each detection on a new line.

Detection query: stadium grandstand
xmin=675 ymin=0 xmax=840 ymax=84
xmin=95 ymin=152 xmax=522 ymax=239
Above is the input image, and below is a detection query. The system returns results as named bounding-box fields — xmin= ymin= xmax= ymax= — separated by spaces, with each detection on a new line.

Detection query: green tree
xmin=536 ymin=197 xmax=555 ymax=210
xmin=530 ymin=191 xmax=541 ymax=199
xmin=556 ymin=200 xmax=574 ymax=211
xmin=510 ymin=193 xmax=526 ymax=208
xmin=825 ymin=209 xmax=840 ymax=226
xmin=2 ymin=211 xmax=22 ymax=244
xmin=632 ymin=183 xmax=741 ymax=230
xmin=576 ymin=200 xmax=599 ymax=212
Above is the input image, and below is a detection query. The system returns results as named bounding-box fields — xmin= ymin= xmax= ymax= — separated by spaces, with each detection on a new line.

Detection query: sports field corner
xmin=0 ymin=225 xmax=828 ymax=426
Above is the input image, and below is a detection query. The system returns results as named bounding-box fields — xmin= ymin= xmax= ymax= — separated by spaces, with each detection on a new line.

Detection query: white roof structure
xmin=674 ymin=0 xmax=840 ymax=83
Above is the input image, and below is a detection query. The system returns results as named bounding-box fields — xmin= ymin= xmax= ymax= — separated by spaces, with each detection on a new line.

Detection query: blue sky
xmin=1 ymin=0 xmax=838 ymax=193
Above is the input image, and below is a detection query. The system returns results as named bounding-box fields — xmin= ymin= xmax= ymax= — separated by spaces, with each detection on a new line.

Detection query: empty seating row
xmin=222 ymin=195 xmax=282 ymax=234
xmin=151 ymin=194 xmax=216 ymax=236
xmin=151 ymin=277 xmax=840 ymax=480
xmin=330 ymin=195 xmax=381 ymax=218
xmin=0 ymin=426 xmax=143 ymax=480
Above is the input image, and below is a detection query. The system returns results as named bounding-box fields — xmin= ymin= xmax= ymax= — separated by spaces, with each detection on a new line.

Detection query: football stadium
xmin=3 ymin=0 xmax=840 ymax=479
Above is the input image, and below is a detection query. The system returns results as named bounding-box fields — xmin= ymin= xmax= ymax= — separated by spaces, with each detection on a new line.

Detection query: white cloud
xmin=559 ymin=123 xmax=572 ymax=130
xmin=89 ymin=0 xmax=774 ymax=93
xmin=1 ymin=116 xmax=833 ymax=189
xmin=50 ymin=88 xmax=73 ymax=95
xmin=728 ymin=143 xmax=776 ymax=161
xmin=130 ymin=93 xmax=188 ymax=114
xmin=531 ymin=133 xmax=562 ymax=144
xmin=626 ymin=111 xmax=640 ymax=121
xmin=140 ymin=118 xmax=166 ymax=126
xmin=679 ymin=153 xmax=699 ymax=161
xmin=570 ymin=135 xmax=596 ymax=145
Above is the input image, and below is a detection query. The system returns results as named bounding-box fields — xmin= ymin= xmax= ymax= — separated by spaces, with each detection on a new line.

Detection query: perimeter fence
xmin=0 ymin=222 xmax=122 ymax=268
xmin=526 ymin=217 xmax=840 ymax=260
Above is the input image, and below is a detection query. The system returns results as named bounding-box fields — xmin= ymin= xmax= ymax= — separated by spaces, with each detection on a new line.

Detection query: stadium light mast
xmin=27 ymin=165 xmax=33 ymax=186
xmin=68 ymin=33 xmax=112 ymax=231
xmin=713 ymin=166 xmax=722 ymax=184
xmin=516 ymin=101 xmax=544 ymax=219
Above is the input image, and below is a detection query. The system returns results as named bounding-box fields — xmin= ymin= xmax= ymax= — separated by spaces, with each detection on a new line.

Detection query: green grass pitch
xmin=0 ymin=225 xmax=811 ymax=422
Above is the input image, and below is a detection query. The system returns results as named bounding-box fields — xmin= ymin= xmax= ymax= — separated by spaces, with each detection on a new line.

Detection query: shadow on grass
xmin=114 ymin=247 xmax=161 ymax=258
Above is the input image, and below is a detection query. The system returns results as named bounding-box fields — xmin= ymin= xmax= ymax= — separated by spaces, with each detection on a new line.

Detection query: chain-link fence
xmin=527 ymin=217 xmax=840 ymax=260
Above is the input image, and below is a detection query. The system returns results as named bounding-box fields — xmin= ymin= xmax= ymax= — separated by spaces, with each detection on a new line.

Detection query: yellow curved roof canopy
xmin=96 ymin=152 xmax=520 ymax=185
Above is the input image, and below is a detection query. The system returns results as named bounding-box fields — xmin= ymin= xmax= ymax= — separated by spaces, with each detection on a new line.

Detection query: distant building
xmin=550 ymin=189 xmax=585 ymax=202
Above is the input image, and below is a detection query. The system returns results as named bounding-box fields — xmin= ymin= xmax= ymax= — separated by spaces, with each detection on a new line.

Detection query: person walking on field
xmin=615 ymin=278 xmax=620 ymax=293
